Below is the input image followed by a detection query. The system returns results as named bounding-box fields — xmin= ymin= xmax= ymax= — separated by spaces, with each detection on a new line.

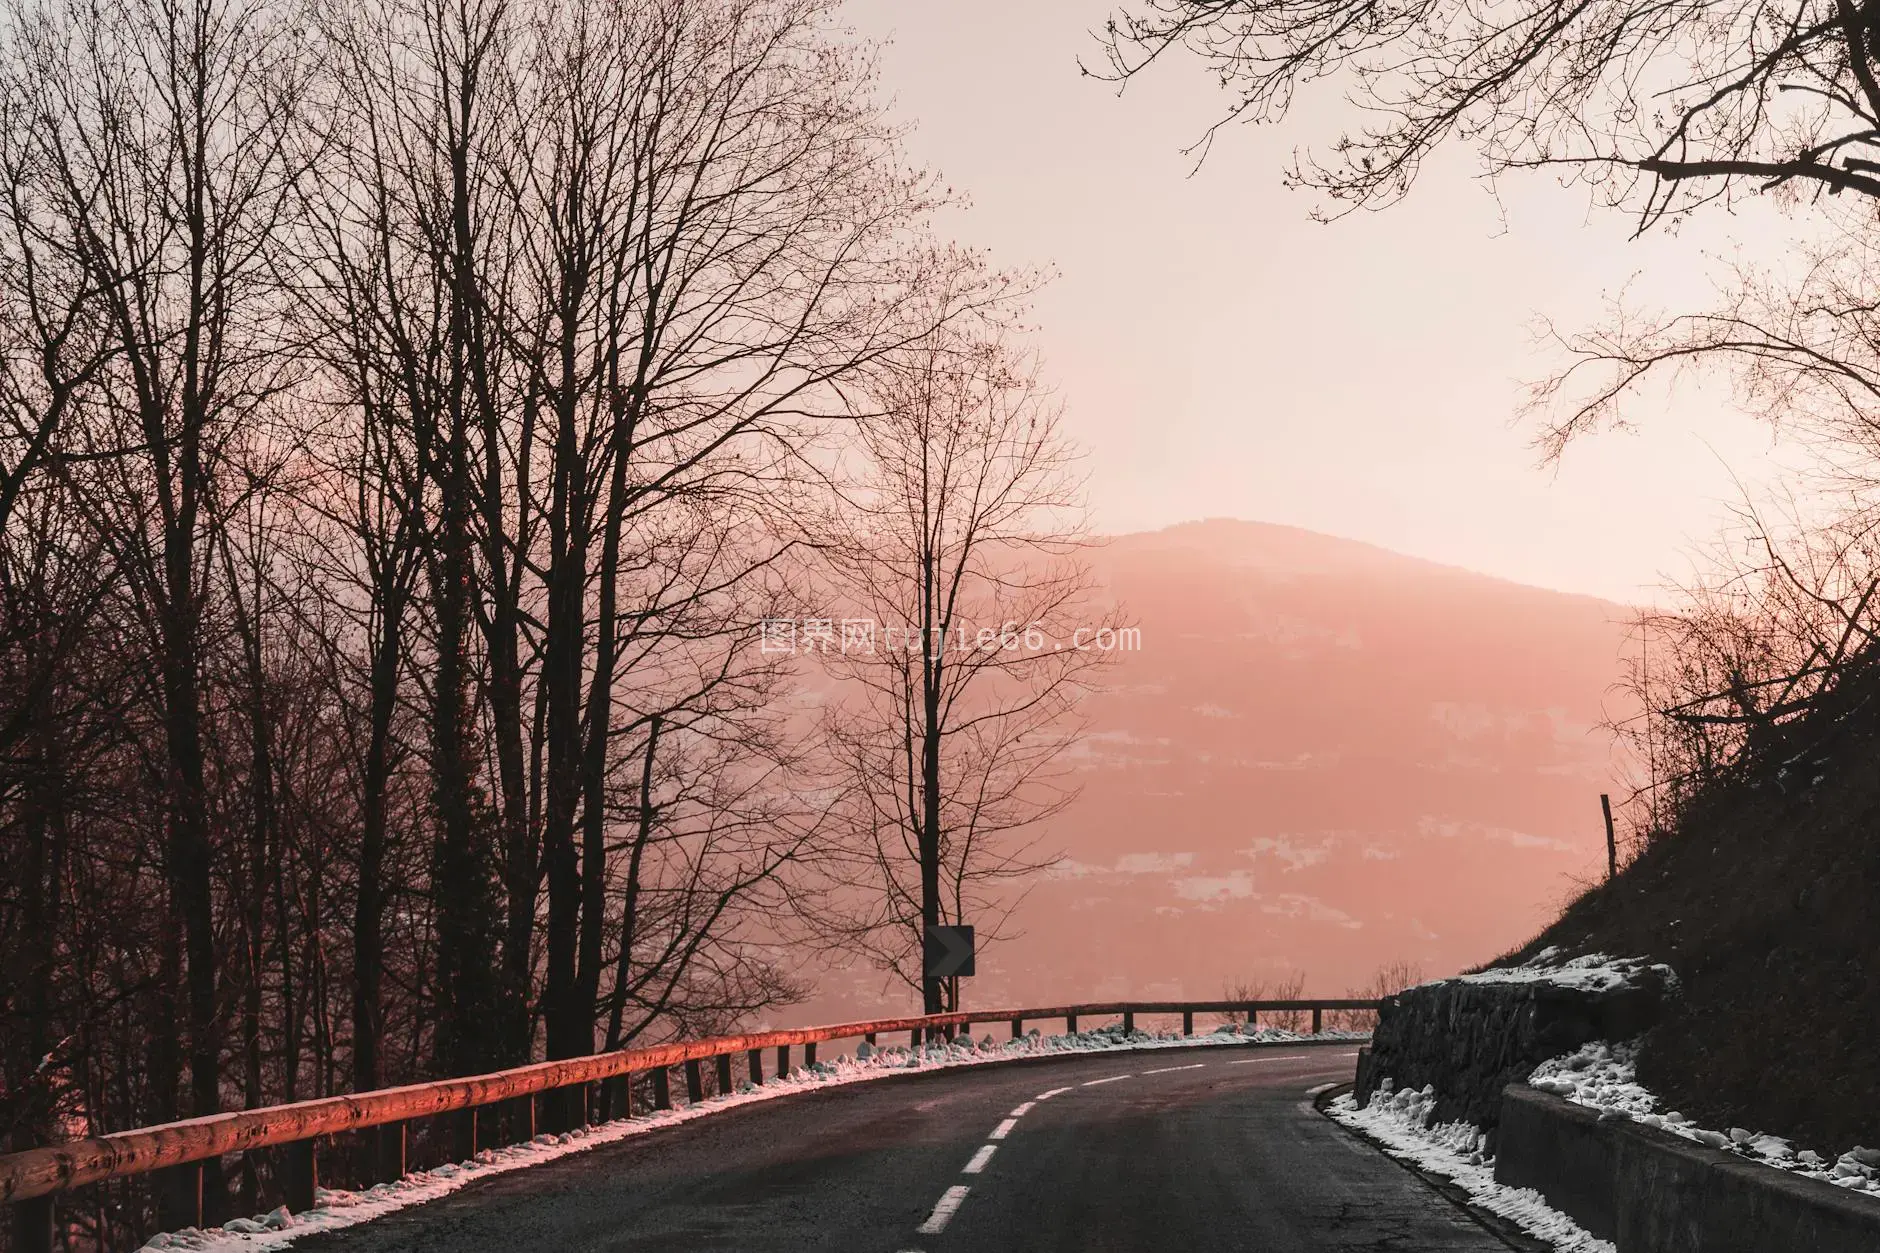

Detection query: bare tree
xmin=817 ymin=326 xmax=1119 ymax=1013
xmin=1096 ymin=0 xmax=1880 ymax=223
xmin=1096 ymin=0 xmax=1880 ymax=854
xmin=1222 ymin=971 xmax=1306 ymax=1027
xmin=1331 ymin=961 xmax=1424 ymax=1031
xmin=7 ymin=0 xmax=311 ymax=1223
xmin=0 ymin=0 xmax=1057 ymax=1239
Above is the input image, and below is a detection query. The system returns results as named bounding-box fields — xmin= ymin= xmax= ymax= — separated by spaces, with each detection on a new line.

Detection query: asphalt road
xmin=296 ymin=1041 xmax=1514 ymax=1252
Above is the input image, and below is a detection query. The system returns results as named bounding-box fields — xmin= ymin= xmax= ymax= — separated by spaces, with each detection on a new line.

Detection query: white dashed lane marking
xmin=908 ymin=1058 xmax=1231 ymax=1239
xmin=917 ymin=1185 xmax=971 ymax=1235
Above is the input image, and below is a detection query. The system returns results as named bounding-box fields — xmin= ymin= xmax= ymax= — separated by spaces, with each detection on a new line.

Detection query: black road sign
xmin=923 ymin=925 xmax=975 ymax=979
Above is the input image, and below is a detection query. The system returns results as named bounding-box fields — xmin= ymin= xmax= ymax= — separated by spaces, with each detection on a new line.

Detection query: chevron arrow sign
xmin=922 ymin=925 xmax=975 ymax=979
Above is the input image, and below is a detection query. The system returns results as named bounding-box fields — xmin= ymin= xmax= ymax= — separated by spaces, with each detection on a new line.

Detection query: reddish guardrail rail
xmin=1 ymin=998 xmax=1376 ymax=1250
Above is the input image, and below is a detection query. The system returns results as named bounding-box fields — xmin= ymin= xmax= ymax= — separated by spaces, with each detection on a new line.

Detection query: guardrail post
xmin=864 ymin=1032 xmax=877 ymax=1046
xmin=652 ymin=1067 xmax=672 ymax=1110
xmin=684 ymin=1059 xmax=704 ymax=1104
xmin=775 ymin=1044 xmax=789 ymax=1076
xmin=1066 ymin=1014 xmax=1077 ymax=1033
xmin=804 ymin=1042 xmax=817 ymax=1067
xmin=910 ymin=1027 xmax=921 ymax=1048
xmin=15 ymin=1193 xmax=52 ymax=1253
xmin=380 ymin=1120 xmax=407 ymax=1181
xmin=715 ymin=1053 xmax=733 ymax=1095
xmin=1245 ymin=1005 xmax=1257 ymax=1028
xmin=1122 ymin=1011 xmax=1135 ymax=1034
xmin=1312 ymin=1007 xmax=1322 ymax=1034
xmin=748 ymin=1048 xmax=763 ymax=1084
xmin=1182 ymin=1009 xmax=1193 ymax=1036
xmin=605 ymin=1071 xmax=632 ymax=1119
xmin=1010 ymin=1017 xmax=1022 ymax=1038
xmin=157 ymin=1161 xmax=204 ymax=1231
xmin=283 ymin=1138 xmax=317 ymax=1213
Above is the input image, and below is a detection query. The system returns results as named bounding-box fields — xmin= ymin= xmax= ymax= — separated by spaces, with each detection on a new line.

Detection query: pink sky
xmin=844 ymin=0 xmax=1804 ymax=603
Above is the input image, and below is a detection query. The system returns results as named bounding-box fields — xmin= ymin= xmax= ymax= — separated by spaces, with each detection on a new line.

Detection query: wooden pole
xmin=380 ymin=1121 xmax=406 ymax=1182
xmin=14 ymin=1194 xmax=51 ymax=1253
xmin=1601 ymin=793 xmax=1618 ymax=880
xmin=602 ymin=1073 xmax=629 ymax=1120
xmin=282 ymin=1140 xmax=317 ymax=1213
xmin=156 ymin=1162 xmax=202 ymax=1232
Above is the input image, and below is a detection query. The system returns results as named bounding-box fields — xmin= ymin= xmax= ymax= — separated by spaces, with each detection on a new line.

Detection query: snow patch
xmin=1328 ymin=1082 xmax=1613 ymax=1253
xmin=1448 ymin=948 xmax=1675 ymax=994
xmin=1529 ymin=1040 xmax=1880 ymax=1196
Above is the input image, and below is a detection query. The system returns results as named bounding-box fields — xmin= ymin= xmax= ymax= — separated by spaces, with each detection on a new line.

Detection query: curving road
xmin=295 ymin=1042 xmax=1514 ymax=1252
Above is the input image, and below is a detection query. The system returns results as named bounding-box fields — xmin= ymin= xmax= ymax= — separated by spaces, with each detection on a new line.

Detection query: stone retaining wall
xmin=1496 ymin=1084 xmax=1880 ymax=1253
xmin=1353 ymin=975 xmax=1665 ymax=1140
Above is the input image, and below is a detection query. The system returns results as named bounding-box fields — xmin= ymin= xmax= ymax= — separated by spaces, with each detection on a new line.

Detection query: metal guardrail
xmin=1 ymin=998 xmax=1376 ymax=1249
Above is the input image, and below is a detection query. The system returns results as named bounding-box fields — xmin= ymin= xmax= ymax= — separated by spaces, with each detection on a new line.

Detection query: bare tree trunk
xmin=353 ymin=601 xmax=402 ymax=1094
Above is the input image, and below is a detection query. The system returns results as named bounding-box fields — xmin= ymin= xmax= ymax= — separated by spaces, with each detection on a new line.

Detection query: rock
xmin=1352 ymin=969 xmax=1671 ymax=1148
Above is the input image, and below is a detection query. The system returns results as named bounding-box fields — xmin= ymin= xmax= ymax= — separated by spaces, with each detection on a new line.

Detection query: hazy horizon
xmin=785 ymin=515 xmax=1632 ymax=1025
xmin=1093 ymin=515 xmax=1638 ymax=605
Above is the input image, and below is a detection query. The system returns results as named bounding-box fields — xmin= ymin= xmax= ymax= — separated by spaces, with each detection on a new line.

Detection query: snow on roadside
xmin=1529 ymin=1040 xmax=1880 ymax=1196
xmin=1448 ymin=947 xmax=1676 ymax=995
xmin=142 ymin=1021 xmax=1367 ymax=1253
xmin=1326 ymin=1082 xmax=1614 ymax=1253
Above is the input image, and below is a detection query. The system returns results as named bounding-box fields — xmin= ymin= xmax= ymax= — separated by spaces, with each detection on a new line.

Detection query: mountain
xmin=794 ymin=518 xmax=1633 ymax=1020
